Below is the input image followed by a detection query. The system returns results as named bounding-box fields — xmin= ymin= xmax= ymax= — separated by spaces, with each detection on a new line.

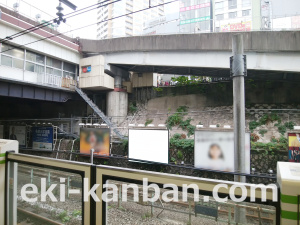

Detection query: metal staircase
xmin=75 ymin=86 xmax=125 ymax=139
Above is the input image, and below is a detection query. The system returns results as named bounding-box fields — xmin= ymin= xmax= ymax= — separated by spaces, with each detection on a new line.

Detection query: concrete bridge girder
xmin=103 ymin=51 xmax=300 ymax=76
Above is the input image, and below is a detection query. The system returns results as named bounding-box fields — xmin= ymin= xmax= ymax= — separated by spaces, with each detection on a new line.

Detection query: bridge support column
xmin=106 ymin=66 xmax=128 ymax=125
xmin=106 ymin=91 xmax=128 ymax=125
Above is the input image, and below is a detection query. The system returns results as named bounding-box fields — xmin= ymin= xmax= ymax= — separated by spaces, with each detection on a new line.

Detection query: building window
xmin=1 ymin=44 xmax=24 ymax=69
xmin=25 ymin=50 xmax=45 ymax=73
xmin=26 ymin=51 xmax=45 ymax=64
xmin=229 ymin=11 xmax=237 ymax=18
xmin=1 ymin=44 xmax=24 ymax=58
xmin=1 ymin=55 xmax=12 ymax=67
xmin=13 ymin=58 xmax=24 ymax=69
xmin=242 ymin=9 xmax=251 ymax=16
xmin=63 ymin=62 xmax=76 ymax=78
xmin=228 ymin=0 xmax=237 ymax=9
xmin=242 ymin=0 xmax=251 ymax=7
xmin=215 ymin=1 xmax=224 ymax=12
xmin=216 ymin=14 xmax=224 ymax=20
xmin=25 ymin=62 xmax=44 ymax=73
xmin=46 ymin=57 xmax=62 ymax=70
xmin=46 ymin=67 xmax=62 ymax=76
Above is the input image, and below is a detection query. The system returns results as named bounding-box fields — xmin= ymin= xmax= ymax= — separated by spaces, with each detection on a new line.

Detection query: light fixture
xmin=13 ymin=3 xmax=19 ymax=12
xmin=79 ymin=123 xmax=85 ymax=126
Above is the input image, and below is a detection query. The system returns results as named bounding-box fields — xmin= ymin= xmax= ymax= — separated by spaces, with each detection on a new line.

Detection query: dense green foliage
xmin=251 ymin=136 xmax=288 ymax=155
xmin=171 ymin=75 xmax=208 ymax=86
xmin=259 ymin=129 xmax=268 ymax=137
xmin=170 ymin=133 xmax=194 ymax=152
xmin=153 ymin=87 xmax=163 ymax=92
xmin=122 ymin=138 xmax=129 ymax=155
xmin=249 ymin=113 xmax=295 ymax=135
xmin=166 ymin=106 xmax=195 ymax=137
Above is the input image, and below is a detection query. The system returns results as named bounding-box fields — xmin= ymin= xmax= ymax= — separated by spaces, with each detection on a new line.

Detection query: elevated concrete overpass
xmin=80 ymin=31 xmax=300 ymax=80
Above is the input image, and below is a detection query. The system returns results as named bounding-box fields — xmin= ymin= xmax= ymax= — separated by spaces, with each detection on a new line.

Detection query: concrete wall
xmin=79 ymin=55 xmax=114 ymax=90
xmin=134 ymin=80 xmax=300 ymax=108
xmin=80 ymin=31 xmax=300 ymax=54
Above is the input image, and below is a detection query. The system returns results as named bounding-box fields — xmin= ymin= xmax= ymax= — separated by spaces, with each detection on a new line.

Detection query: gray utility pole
xmin=231 ymin=33 xmax=247 ymax=223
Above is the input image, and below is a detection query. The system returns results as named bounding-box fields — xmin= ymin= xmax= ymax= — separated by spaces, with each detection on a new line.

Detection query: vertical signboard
xmin=9 ymin=126 xmax=26 ymax=147
xmin=261 ymin=0 xmax=271 ymax=30
xmin=32 ymin=127 xmax=54 ymax=150
xmin=80 ymin=128 xmax=110 ymax=156
xmin=194 ymin=131 xmax=250 ymax=173
xmin=288 ymin=133 xmax=300 ymax=162
xmin=0 ymin=125 xmax=3 ymax=139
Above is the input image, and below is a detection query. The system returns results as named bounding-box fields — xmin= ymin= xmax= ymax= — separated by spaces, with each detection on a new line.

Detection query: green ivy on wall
xmin=165 ymin=106 xmax=196 ymax=137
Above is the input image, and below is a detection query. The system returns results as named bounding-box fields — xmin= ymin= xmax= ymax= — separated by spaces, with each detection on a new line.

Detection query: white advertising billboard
xmin=129 ymin=129 xmax=169 ymax=164
xmin=194 ymin=131 xmax=250 ymax=173
xmin=9 ymin=126 xmax=26 ymax=147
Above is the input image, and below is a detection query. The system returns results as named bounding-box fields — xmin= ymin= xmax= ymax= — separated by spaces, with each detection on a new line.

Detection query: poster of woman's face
xmin=194 ymin=131 xmax=250 ymax=173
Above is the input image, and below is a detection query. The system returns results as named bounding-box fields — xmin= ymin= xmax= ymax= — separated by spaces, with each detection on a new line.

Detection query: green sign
xmin=180 ymin=16 xmax=210 ymax=25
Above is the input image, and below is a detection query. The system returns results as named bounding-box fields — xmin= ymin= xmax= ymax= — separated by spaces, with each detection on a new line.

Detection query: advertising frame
xmin=79 ymin=127 xmax=111 ymax=157
xmin=288 ymin=132 xmax=300 ymax=162
xmin=9 ymin=125 xmax=27 ymax=147
xmin=194 ymin=129 xmax=251 ymax=173
xmin=32 ymin=126 xmax=54 ymax=151
xmin=128 ymin=128 xmax=169 ymax=164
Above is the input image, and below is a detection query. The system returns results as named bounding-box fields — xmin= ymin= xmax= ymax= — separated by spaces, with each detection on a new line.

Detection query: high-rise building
xmin=97 ymin=0 xmax=165 ymax=39
xmin=179 ymin=0 xmax=213 ymax=33
xmin=213 ymin=0 xmax=261 ymax=32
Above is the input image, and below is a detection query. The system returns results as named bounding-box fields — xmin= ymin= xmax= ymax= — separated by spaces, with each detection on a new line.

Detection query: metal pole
xmin=232 ymin=34 xmax=246 ymax=223
xmin=232 ymin=33 xmax=246 ymax=180
xmin=90 ymin=149 xmax=94 ymax=164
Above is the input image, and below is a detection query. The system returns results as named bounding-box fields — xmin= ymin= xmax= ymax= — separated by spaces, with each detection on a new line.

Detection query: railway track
xmin=17 ymin=208 xmax=63 ymax=225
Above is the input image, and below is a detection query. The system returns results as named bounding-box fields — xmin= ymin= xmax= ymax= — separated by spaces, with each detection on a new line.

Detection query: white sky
xmin=9 ymin=0 xmax=179 ymax=39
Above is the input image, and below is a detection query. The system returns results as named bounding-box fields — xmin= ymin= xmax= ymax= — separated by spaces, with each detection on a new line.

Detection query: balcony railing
xmin=37 ymin=73 xmax=76 ymax=89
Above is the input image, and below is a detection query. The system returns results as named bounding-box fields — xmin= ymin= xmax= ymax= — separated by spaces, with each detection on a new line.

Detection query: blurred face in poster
xmin=80 ymin=128 xmax=110 ymax=156
xmin=208 ymin=144 xmax=224 ymax=160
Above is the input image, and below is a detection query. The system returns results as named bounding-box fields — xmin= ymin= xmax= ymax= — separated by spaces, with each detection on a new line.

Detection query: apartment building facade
xmin=97 ymin=0 xmax=164 ymax=39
